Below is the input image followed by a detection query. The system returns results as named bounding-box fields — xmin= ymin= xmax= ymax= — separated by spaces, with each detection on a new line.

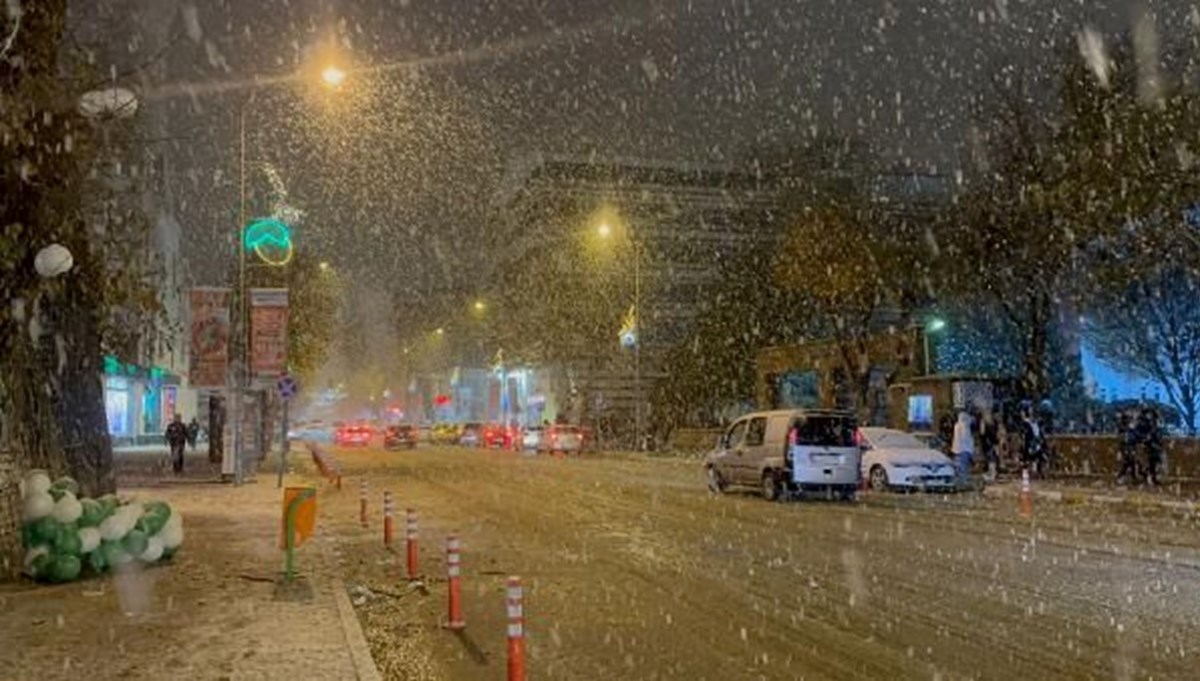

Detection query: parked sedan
xmin=858 ymin=427 xmax=958 ymax=492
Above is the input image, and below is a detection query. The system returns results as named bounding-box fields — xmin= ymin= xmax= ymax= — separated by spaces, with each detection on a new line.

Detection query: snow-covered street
xmin=326 ymin=445 xmax=1200 ymax=680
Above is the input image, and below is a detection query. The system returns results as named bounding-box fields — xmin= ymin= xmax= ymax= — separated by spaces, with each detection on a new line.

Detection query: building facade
xmin=490 ymin=154 xmax=784 ymax=444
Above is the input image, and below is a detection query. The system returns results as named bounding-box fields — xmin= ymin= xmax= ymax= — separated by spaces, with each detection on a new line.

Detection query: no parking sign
xmin=277 ymin=374 xmax=298 ymax=401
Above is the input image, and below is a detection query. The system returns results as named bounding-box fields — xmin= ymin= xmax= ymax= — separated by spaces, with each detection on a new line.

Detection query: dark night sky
xmin=75 ymin=1 xmax=1194 ymax=296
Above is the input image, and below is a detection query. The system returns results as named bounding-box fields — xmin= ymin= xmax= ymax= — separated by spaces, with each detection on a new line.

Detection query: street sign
xmin=277 ymin=374 xmax=299 ymax=401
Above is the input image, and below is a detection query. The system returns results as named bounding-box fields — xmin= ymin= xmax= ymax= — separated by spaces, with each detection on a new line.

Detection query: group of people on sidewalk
xmin=1116 ymin=408 xmax=1165 ymax=486
xmin=945 ymin=401 xmax=1166 ymax=487
xmin=164 ymin=415 xmax=203 ymax=475
xmin=946 ymin=401 xmax=1051 ymax=484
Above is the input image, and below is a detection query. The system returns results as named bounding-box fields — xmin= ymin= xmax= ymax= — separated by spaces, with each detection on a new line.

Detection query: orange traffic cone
xmin=1018 ymin=468 xmax=1033 ymax=518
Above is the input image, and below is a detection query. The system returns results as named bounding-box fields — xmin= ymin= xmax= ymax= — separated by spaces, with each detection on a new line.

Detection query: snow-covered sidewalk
xmin=1 ymin=471 xmax=379 ymax=680
xmin=983 ymin=476 xmax=1200 ymax=513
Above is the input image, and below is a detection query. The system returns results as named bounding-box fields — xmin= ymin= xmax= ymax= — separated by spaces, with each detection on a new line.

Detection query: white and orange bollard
xmin=445 ymin=534 xmax=466 ymax=630
xmin=383 ymin=491 xmax=394 ymax=546
xmin=1018 ymin=468 xmax=1033 ymax=518
xmin=405 ymin=509 xmax=420 ymax=581
xmin=359 ymin=480 xmax=368 ymax=528
xmin=506 ymin=576 xmax=526 ymax=681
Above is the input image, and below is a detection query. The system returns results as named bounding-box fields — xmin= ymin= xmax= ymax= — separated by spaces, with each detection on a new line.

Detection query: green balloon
xmin=97 ymin=495 xmax=119 ymax=516
xmin=46 ymin=554 xmax=82 ymax=583
xmin=28 ymin=552 xmax=52 ymax=579
xmin=28 ymin=517 xmax=61 ymax=546
xmin=78 ymin=499 xmax=107 ymax=528
xmin=122 ymin=529 xmax=149 ymax=557
xmin=53 ymin=527 xmax=82 ymax=556
xmin=135 ymin=503 xmax=170 ymax=536
xmin=86 ymin=548 xmax=107 ymax=574
xmin=100 ymin=540 xmax=128 ymax=566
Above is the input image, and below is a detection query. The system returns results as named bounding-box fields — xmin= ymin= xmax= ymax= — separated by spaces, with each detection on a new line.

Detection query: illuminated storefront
xmin=102 ymin=355 xmax=188 ymax=446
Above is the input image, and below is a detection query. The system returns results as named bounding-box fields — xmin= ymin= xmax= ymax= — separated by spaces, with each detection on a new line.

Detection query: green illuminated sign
xmin=244 ymin=218 xmax=294 ymax=266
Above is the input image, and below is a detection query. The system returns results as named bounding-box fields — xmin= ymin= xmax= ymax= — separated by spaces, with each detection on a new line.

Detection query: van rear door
xmin=788 ymin=414 xmax=860 ymax=486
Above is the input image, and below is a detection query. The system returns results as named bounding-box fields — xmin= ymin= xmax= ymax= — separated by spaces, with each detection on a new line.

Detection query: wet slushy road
xmin=325 ymin=445 xmax=1200 ymax=680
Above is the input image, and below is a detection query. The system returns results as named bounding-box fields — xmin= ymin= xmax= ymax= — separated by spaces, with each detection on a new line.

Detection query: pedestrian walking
xmin=165 ymin=414 xmax=189 ymax=475
xmin=186 ymin=417 xmax=201 ymax=452
xmin=1017 ymin=402 xmax=1045 ymax=477
xmin=1139 ymin=408 xmax=1164 ymax=486
xmin=980 ymin=409 xmax=1000 ymax=482
xmin=952 ymin=411 xmax=975 ymax=484
xmin=1115 ymin=412 xmax=1140 ymax=485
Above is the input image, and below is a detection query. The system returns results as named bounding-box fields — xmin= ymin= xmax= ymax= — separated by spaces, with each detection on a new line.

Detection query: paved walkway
xmin=0 ymin=467 xmax=378 ymax=681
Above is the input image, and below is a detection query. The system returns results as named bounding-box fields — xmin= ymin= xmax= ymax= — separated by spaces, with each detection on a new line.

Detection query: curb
xmin=333 ymin=574 xmax=384 ymax=681
xmin=983 ymin=484 xmax=1199 ymax=513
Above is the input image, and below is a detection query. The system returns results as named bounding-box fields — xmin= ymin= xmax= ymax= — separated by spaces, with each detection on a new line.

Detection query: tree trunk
xmin=47 ymin=238 xmax=116 ymax=497
xmin=1023 ymin=293 xmax=1051 ymax=400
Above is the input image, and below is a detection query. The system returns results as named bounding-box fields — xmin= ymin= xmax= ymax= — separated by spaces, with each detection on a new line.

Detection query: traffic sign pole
xmin=276 ymin=374 xmax=299 ymax=489
xmin=277 ymin=397 xmax=289 ymax=489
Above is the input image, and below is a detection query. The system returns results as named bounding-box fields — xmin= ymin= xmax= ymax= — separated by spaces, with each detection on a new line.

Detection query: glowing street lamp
xmin=320 ymin=65 xmax=347 ymax=89
xmin=435 ymin=328 xmax=445 ymax=337
xmin=597 ymin=222 xmax=613 ymax=239
xmin=319 ymin=261 xmax=330 ymax=271
xmin=473 ymin=300 xmax=486 ymax=313
xmin=922 ymin=317 xmax=948 ymax=375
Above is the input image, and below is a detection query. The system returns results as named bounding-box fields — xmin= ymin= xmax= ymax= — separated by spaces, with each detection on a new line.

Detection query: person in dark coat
xmin=1139 ymin=408 xmax=1164 ymax=486
xmin=186 ymin=417 xmax=201 ymax=451
xmin=165 ymin=414 xmax=189 ymax=475
xmin=1115 ymin=412 xmax=1140 ymax=485
xmin=1017 ymin=402 xmax=1045 ymax=476
xmin=979 ymin=409 xmax=1001 ymax=481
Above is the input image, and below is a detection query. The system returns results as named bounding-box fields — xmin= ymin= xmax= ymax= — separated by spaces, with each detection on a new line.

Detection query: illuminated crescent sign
xmin=244 ymin=218 xmax=294 ymax=266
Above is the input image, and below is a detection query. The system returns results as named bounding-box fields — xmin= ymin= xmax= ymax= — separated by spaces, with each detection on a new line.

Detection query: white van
xmin=704 ymin=409 xmax=861 ymax=501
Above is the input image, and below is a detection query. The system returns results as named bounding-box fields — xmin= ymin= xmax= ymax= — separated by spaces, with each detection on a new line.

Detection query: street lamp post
xmin=599 ymin=219 xmax=645 ymax=452
xmin=229 ymin=65 xmax=345 ymax=484
xmin=922 ymin=317 xmax=947 ymax=376
xmin=633 ymin=241 xmax=643 ymax=452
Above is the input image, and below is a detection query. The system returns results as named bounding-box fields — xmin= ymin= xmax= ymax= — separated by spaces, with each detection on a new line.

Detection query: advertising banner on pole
xmin=188 ymin=288 xmax=231 ymax=388
xmin=250 ymin=288 xmax=289 ymax=382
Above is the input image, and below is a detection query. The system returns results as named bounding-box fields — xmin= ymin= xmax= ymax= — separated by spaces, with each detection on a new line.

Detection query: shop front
xmin=102 ymin=356 xmax=192 ymax=446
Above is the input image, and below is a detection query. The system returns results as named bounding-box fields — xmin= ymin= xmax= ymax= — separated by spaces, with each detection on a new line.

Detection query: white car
xmin=522 ymin=427 xmax=544 ymax=451
xmin=858 ymin=427 xmax=958 ymax=492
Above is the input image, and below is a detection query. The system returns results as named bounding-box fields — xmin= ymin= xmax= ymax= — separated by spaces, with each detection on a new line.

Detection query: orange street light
xmin=321 ymin=65 xmax=347 ymax=89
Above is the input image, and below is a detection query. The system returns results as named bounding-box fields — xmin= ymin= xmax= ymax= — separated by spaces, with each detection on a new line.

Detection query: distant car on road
xmin=458 ymin=422 xmax=483 ymax=447
xmin=483 ymin=423 xmax=520 ymax=449
xmin=334 ymin=424 xmax=372 ymax=447
xmin=431 ymin=423 xmax=459 ymax=445
xmin=522 ymin=426 xmax=544 ymax=451
xmin=858 ymin=427 xmax=957 ymax=492
xmin=384 ymin=424 xmax=419 ymax=450
xmin=540 ymin=425 xmax=585 ymax=455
